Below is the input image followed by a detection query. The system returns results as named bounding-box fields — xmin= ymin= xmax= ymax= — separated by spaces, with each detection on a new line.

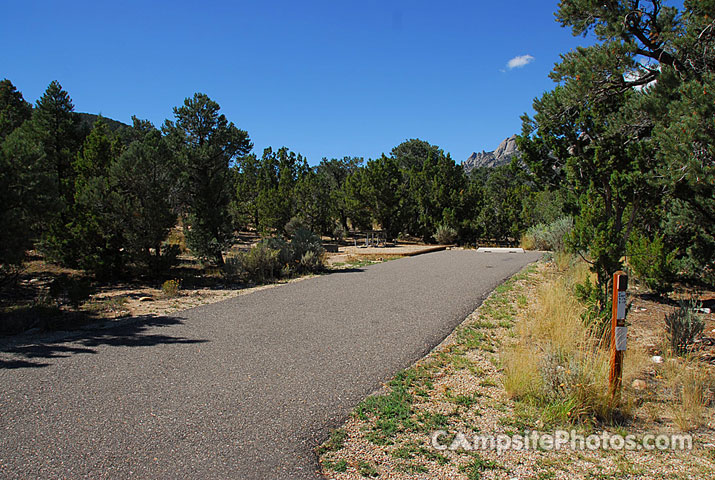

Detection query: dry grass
xmin=502 ymin=255 xmax=626 ymax=425
xmin=664 ymin=357 xmax=715 ymax=431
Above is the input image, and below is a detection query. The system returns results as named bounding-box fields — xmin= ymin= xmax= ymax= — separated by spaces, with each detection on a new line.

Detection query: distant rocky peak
xmin=463 ymin=134 xmax=519 ymax=172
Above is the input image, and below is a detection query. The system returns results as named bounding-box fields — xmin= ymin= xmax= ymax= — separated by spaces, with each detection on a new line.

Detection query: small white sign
xmin=615 ymin=326 xmax=627 ymax=351
xmin=617 ymin=291 xmax=627 ymax=319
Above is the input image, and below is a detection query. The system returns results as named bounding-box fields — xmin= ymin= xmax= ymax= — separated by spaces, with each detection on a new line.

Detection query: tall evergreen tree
xmin=165 ymin=93 xmax=252 ymax=266
xmin=0 ymin=80 xmax=39 ymax=278
xmin=31 ymin=81 xmax=84 ymax=262
xmin=0 ymin=79 xmax=32 ymax=141
xmin=345 ymin=155 xmax=404 ymax=239
xmin=69 ymin=119 xmax=124 ymax=277
xmin=315 ymin=157 xmax=363 ymax=232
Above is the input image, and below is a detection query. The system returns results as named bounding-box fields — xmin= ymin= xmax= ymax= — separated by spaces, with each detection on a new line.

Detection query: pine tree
xmin=31 ymin=81 xmax=84 ymax=262
xmin=165 ymin=93 xmax=252 ymax=266
xmin=0 ymin=79 xmax=32 ymax=141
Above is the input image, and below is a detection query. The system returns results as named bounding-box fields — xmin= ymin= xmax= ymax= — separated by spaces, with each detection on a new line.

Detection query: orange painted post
xmin=609 ymin=271 xmax=628 ymax=398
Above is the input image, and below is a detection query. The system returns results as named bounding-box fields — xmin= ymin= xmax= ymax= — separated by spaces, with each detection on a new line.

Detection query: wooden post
xmin=609 ymin=271 xmax=628 ymax=398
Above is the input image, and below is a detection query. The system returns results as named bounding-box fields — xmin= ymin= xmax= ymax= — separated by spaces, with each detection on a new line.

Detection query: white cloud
xmin=507 ymin=54 xmax=535 ymax=70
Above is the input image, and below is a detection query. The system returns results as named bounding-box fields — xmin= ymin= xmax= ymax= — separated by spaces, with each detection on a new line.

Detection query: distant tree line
xmin=0 ymin=80 xmax=545 ymax=281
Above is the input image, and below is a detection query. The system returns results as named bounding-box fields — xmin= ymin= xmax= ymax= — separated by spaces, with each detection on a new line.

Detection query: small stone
xmin=651 ymin=355 xmax=664 ymax=364
xmin=138 ymin=296 xmax=154 ymax=302
xmin=632 ymin=379 xmax=647 ymax=390
xmin=639 ymin=307 xmax=647 ymax=312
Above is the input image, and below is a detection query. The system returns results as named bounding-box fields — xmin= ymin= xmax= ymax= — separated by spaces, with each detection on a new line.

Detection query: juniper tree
xmin=69 ymin=119 xmax=124 ymax=277
xmin=111 ymin=120 xmax=180 ymax=273
xmin=254 ymin=147 xmax=308 ymax=234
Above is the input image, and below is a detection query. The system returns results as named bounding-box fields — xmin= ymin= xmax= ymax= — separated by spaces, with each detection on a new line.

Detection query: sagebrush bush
xmin=434 ymin=224 xmax=458 ymax=244
xmin=259 ymin=236 xmax=292 ymax=265
xmin=223 ymin=228 xmax=325 ymax=282
xmin=241 ymin=244 xmax=281 ymax=283
xmin=222 ymin=254 xmax=245 ymax=278
xmin=521 ymin=217 xmax=573 ymax=252
xmin=665 ymin=299 xmax=705 ymax=355
xmin=285 ymin=216 xmax=308 ymax=237
xmin=299 ymin=251 xmax=325 ymax=273
xmin=290 ymin=228 xmax=325 ymax=264
xmin=627 ymin=233 xmax=677 ymax=294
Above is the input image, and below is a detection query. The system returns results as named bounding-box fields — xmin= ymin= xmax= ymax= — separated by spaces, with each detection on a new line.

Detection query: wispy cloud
xmin=507 ymin=54 xmax=535 ymax=70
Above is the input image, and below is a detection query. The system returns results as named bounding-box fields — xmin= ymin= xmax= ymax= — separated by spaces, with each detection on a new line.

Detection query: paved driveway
xmin=0 ymin=250 xmax=540 ymax=479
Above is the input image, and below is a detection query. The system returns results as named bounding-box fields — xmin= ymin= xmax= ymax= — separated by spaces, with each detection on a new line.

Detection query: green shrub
xmin=290 ymin=228 xmax=325 ymax=264
xmin=222 ymin=254 xmax=245 ymax=279
xmin=259 ymin=236 xmax=292 ymax=265
xmin=522 ymin=217 xmax=573 ymax=252
xmin=332 ymin=224 xmax=347 ymax=242
xmin=299 ymin=251 xmax=325 ymax=273
xmin=627 ymin=233 xmax=677 ymax=294
xmin=285 ymin=216 xmax=308 ymax=237
xmin=665 ymin=300 xmax=705 ymax=356
xmin=48 ymin=275 xmax=93 ymax=309
xmin=574 ymin=276 xmax=611 ymax=340
xmin=434 ymin=224 xmax=458 ymax=244
xmin=241 ymin=244 xmax=281 ymax=283
xmin=161 ymin=279 xmax=181 ymax=298
xmin=225 ymin=229 xmax=325 ymax=281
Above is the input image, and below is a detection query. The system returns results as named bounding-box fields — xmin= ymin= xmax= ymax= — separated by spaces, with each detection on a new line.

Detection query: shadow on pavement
xmin=0 ymin=315 xmax=207 ymax=369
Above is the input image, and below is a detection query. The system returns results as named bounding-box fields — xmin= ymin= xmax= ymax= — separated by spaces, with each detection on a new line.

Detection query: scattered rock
xmin=638 ymin=307 xmax=647 ymax=312
xmin=632 ymin=379 xmax=647 ymax=390
xmin=138 ymin=296 xmax=154 ymax=302
xmin=651 ymin=355 xmax=664 ymax=364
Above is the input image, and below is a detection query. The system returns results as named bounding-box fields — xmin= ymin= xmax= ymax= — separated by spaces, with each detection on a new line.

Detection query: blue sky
xmin=1 ymin=1 xmax=590 ymax=164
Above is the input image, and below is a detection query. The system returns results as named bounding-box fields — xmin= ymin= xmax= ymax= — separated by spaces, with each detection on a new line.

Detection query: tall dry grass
xmin=664 ymin=356 xmax=715 ymax=431
xmin=503 ymin=255 xmax=633 ymax=425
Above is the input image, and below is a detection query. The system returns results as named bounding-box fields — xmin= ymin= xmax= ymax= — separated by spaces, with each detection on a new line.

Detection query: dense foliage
xmin=518 ymin=0 xmax=715 ymax=315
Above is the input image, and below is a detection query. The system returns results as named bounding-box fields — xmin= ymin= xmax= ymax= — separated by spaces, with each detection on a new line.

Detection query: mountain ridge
xmin=463 ymin=134 xmax=519 ymax=172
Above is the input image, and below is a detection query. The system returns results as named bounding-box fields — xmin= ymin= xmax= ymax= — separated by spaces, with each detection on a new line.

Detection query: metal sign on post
xmin=609 ymin=271 xmax=628 ymax=398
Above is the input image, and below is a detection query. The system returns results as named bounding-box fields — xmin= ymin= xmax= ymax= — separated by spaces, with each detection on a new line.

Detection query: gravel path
xmin=0 ymin=249 xmax=540 ymax=479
